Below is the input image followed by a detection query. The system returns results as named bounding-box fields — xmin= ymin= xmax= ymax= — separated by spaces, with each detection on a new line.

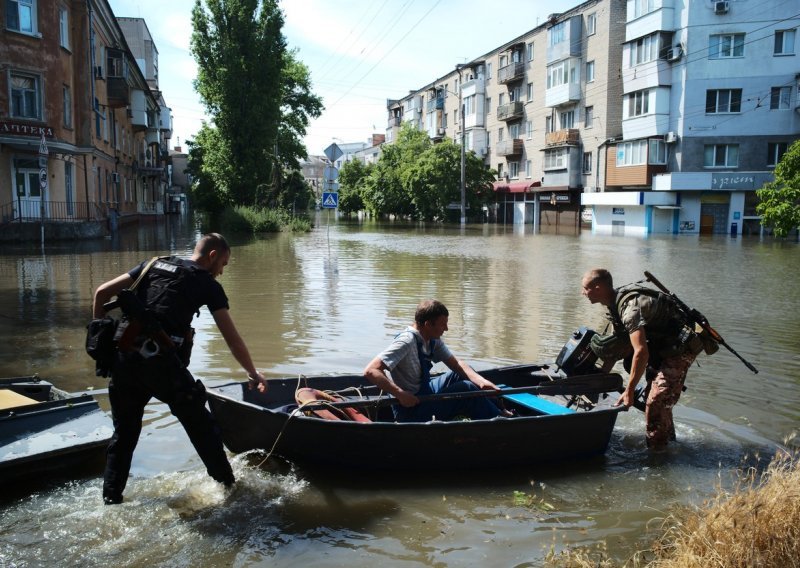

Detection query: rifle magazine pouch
xmin=86 ymin=317 xmax=118 ymax=374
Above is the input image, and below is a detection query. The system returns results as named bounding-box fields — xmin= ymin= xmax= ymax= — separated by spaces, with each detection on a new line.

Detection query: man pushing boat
xmin=363 ymin=299 xmax=509 ymax=422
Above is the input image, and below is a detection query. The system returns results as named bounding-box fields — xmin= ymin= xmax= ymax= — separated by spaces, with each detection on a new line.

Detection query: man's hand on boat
xmin=247 ymin=370 xmax=268 ymax=393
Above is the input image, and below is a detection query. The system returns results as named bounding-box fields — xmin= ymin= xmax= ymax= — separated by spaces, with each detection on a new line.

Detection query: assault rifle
xmin=644 ymin=271 xmax=758 ymax=374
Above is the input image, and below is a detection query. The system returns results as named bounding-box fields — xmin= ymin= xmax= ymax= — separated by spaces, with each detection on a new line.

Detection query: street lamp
xmin=456 ymin=64 xmax=466 ymax=227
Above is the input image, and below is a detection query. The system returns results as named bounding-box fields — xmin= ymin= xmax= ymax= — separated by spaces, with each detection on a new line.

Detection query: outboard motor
xmin=555 ymin=327 xmax=599 ymax=376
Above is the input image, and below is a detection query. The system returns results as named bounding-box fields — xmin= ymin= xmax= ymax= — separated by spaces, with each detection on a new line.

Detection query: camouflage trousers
xmin=645 ymin=351 xmax=696 ymax=449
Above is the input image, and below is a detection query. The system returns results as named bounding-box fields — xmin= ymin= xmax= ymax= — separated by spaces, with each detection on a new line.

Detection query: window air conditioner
xmin=479 ymin=148 xmax=488 ymax=157
xmin=417 ymin=107 xmax=423 ymax=114
xmin=666 ymin=47 xmax=682 ymax=62
xmin=665 ymin=132 xmax=678 ymax=144
xmin=714 ymin=0 xmax=729 ymax=14
xmin=437 ymin=127 xmax=446 ymax=135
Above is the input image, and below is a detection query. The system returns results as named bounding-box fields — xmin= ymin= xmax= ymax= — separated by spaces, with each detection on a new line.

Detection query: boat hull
xmin=207 ymin=364 xmax=623 ymax=470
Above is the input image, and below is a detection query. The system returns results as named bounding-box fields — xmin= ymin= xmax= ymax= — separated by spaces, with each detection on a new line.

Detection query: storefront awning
xmin=654 ymin=205 xmax=682 ymax=209
xmin=492 ymin=180 xmax=541 ymax=193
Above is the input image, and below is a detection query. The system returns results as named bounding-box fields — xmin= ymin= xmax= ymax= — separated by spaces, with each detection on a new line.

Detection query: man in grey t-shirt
xmin=363 ymin=299 xmax=506 ymax=422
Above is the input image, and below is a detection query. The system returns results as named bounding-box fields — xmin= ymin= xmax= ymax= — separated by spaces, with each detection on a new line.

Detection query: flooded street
xmin=1 ymin=214 xmax=798 ymax=566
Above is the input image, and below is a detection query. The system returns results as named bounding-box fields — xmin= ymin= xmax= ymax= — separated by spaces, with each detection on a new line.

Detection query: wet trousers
xmin=393 ymin=371 xmax=502 ymax=422
xmin=103 ymin=351 xmax=234 ymax=501
xmin=645 ymin=351 xmax=696 ymax=449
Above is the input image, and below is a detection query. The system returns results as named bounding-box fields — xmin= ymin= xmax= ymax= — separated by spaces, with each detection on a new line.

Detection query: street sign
xmin=324 ymin=181 xmax=339 ymax=191
xmin=324 ymin=143 xmax=343 ymax=163
xmin=39 ymin=132 xmax=49 ymax=156
xmin=323 ymin=165 xmax=339 ymax=181
xmin=39 ymin=168 xmax=48 ymax=190
xmin=322 ymin=192 xmax=339 ymax=209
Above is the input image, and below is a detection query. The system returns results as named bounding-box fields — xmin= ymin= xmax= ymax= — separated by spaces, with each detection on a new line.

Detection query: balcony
xmin=426 ymin=97 xmax=444 ymax=112
xmin=496 ymin=138 xmax=523 ymax=157
xmin=106 ymin=77 xmax=130 ymax=108
xmin=497 ymin=101 xmax=524 ymax=121
xmin=545 ymin=128 xmax=580 ymax=146
xmin=387 ymin=116 xmax=402 ymax=128
xmin=545 ymin=82 xmax=581 ymax=108
xmin=498 ymin=62 xmax=524 ymax=84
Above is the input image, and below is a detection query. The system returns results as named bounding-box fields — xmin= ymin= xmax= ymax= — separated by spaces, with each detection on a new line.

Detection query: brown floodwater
xmin=1 ymin=213 xmax=797 ymax=566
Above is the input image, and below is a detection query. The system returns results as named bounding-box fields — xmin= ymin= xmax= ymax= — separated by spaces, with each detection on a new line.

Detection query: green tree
xmin=191 ymin=1 xmax=321 ymax=208
xmin=757 ymin=140 xmax=800 ymax=237
xmin=338 ymin=159 xmax=369 ymax=215
xmin=185 ymin=124 xmax=230 ymax=211
xmin=276 ymin=170 xmax=314 ymax=214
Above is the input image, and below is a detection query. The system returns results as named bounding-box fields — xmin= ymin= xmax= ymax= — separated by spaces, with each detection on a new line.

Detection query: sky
xmin=107 ymin=0 xmax=579 ymax=156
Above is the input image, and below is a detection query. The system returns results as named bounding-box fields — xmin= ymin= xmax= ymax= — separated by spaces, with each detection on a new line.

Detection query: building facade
xmin=0 ymin=0 xmax=170 ymax=241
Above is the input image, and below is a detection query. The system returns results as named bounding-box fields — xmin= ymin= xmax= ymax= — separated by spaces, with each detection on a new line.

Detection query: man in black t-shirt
xmin=92 ymin=233 xmax=267 ymax=505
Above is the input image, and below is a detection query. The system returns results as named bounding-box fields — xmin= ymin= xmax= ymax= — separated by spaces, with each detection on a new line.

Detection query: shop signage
xmin=0 ymin=121 xmax=54 ymax=137
xmin=538 ymin=192 xmax=570 ymax=203
xmin=711 ymin=172 xmax=773 ymax=190
xmin=612 ymin=207 xmax=625 ymax=215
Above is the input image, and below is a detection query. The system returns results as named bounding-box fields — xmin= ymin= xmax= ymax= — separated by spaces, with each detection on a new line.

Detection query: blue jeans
xmin=393 ymin=371 xmax=502 ymax=422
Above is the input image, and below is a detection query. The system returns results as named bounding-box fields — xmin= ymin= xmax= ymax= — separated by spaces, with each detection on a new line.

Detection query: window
xmin=497 ymin=163 xmax=504 ymax=178
xmin=549 ymin=21 xmax=566 ymax=46
xmin=616 ymin=140 xmax=648 ymax=166
xmin=587 ymin=13 xmax=596 ymax=36
xmin=547 ymin=59 xmax=576 ymax=89
xmin=625 ymin=90 xmax=650 ymax=117
xmin=706 ymin=89 xmax=742 ymax=113
xmin=525 ymin=159 xmax=532 ymax=177
xmin=6 ymin=0 xmax=36 ymax=34
xmin=497 ymin=128 xmax=504 ymax=142
xmin=560 ymin=110 xmax=575 ymax=129
xmin=545 ymin=116 xmax=553 ymax=133
xmin=709 ymin=33 xmax=745 ymax=59
xmin=770 ymin=86 xmax=791 ymax=110
xmin=586 ymin=61 xmax=595 ymax=83
xmin=526 ymin=120 xmax=533 ymax=139
xmin=704 ymin=144 xmax=739 ymax=167
xmin=633 ymin=0 xmax=655 ymax=18
xmin=767 ymin=142 xmax=788 ymax=166
xmin=527 ymin=42 xmax=534 ymax=61
xmin=10 ymin=73 xmax=40 ymax=119
xmin=527 ymin=82 xmax=533 ymax=101
xmin=629 ymin=33 xmax=660 ymax=66
xmin=498 ymin=92 xmax=505 ymax=106
xmin=510 ymin=86 xmax=522 ymax=102
xmin=774 ymin=30 xmax=796 ymax=55
xmin=59 ymin=6 xmax=69 ymax=49
xmin=509 ymin=123 xmax=520 ymax=139
xmin=544 ymin=148 xmax=568 ymax=170
xmin=62 ymin=85 xmax=71 ymax=128
xmin=499 ymin=54 xmax=508 ymax=68
xmin=583 ymin=152 xmax=593 ymax=173
xmin=487 ymin=62 xmax=492 ymax=82
xmin=649 ymin=139 xmax=667 ymax=164
xmin=585 ymin=106 xmax=593 ymax=128
xmin=509 ymin=161 xmax=519 ymax=178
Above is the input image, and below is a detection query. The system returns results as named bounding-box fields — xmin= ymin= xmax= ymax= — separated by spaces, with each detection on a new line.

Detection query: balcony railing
xmin=496 ymin=138 xmax=523 ymax=156
xmin=387 ymin=116 xmax=402 ymax=128
xmin=426 ymin=97 xmax=444 ymax=112
xmin=545 ymin=128 xmax=580 ymax=146
xmin=498 ymin=62 xmax=524 ymax=84
xmin=106 ymin=76 xmax=130 ymax=108
xmin=497 ymin=101 xmax=524 ymax=121
xmin=0 ymin=200 xmax=103 ymax=225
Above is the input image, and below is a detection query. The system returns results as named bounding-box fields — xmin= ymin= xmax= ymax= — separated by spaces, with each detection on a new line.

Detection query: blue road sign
xmin=322 ymin=192 xmax=339 ymax=209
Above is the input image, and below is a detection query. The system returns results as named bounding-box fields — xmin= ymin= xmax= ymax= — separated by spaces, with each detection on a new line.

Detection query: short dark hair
xmin=585 ymin=268 xmax=613 ymax=289
xmin=414 ymin=299 xmax=449 ymax=326
xmin=195 ymin=233 xmax=229 ymax=257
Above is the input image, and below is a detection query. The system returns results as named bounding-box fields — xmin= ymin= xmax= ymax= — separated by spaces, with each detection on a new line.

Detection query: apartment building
xmin=386 ymin=0 xmax=626 ymax=230
xmin=583 ymin=0 xmax=800 ymax=236
xmin=0 ymin=0 xmax=170 ymax=241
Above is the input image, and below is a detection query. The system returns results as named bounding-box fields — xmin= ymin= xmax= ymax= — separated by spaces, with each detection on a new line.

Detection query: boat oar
xmin=295 ymin=373 xmax=622 ymax=411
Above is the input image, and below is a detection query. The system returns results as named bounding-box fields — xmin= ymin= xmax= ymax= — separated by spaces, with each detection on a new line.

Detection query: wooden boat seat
xmin=498 ymin=385 xmax=576 ymax=416
xmin=0 ymin=389 xmax=39 ymax=410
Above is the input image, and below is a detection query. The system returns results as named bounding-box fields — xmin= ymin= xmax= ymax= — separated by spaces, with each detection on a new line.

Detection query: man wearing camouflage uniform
xmin=581 ymin=268 xmax=703 ymax=450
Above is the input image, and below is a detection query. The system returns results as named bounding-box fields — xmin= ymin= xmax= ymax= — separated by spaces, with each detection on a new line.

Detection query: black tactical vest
xmin=135 ymin=256 xmax=201 ymax=336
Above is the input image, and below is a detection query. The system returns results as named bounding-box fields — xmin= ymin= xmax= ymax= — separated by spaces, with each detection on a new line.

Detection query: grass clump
xmin=219 ymin=205 xmax=311 ymax=234
xmin=546 ymin=447 xmax=800 ymax=568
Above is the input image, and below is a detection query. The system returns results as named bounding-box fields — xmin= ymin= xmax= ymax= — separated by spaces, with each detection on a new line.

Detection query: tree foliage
xmin=349 ymin=123 xmax=495 ymax=221
xmin=190 ymin=0 xmax=322 ymax=209
xmin=337 ymin=159 xmax=369 ymax=215
xmin=757 ymin=139 xmax=800 ymax=237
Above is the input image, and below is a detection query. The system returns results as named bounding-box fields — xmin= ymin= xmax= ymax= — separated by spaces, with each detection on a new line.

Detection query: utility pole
xmin=456 ymin=65 xmax=466 ymax=227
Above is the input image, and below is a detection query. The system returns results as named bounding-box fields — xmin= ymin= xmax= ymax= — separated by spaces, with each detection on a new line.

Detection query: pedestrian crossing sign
xmin=322 ymin=192 xmax=339 ymax=209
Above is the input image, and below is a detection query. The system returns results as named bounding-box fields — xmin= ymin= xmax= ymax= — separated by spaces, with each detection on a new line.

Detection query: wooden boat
xmin=0 ymin=376 xmax=113 ymax=484
xmin=207 ymin=363 xmax=625 ymax=470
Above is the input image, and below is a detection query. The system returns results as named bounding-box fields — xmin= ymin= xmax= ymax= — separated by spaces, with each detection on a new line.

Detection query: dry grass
xmin=546 ymin=447 xmax=800 ymax=568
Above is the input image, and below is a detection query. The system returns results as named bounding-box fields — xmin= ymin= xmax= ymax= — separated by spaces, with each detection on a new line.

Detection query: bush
xmin=219 ymin=205 xmax=312 ymax=234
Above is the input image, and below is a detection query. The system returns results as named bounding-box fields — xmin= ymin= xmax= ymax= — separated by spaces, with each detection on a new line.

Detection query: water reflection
xmin=0 ymin=216 xmax=798 ymax=566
